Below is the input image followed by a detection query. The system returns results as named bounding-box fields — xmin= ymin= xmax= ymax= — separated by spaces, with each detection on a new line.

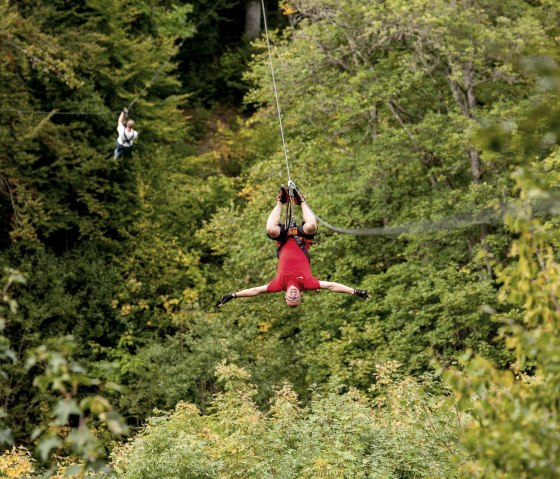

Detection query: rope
xmin=306 ymin=203 xmax=503 ymax=236
xmin=310 ymin=198 xmax=560 ymax=235
xmin=1 ymin=0 xmax=224 ymax=117
xmin=0 ymin=108 xmax=116 ymax=116
xmin=260 ymin=0 xmax=291 ymax=182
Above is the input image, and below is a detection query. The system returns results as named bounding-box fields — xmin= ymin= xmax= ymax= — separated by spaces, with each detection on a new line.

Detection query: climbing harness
xmin=279 ymin=225 xmax=313 ymax=264
xmin=275 ymin=180 xmax=312 ymax=261
xmin=120 ymin=129 xmax=135 ymax=147
xmin=276 ymin=221 xmax=312 ymax=263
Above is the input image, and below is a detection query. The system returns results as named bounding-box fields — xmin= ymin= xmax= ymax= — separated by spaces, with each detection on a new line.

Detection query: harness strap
xmin=121 ymin=127 xmax=134 ymax=147
xmin=292 ymin=231 xmax=311 ymax=263
xmin=277 ymin=221 xmax=311 ymax=264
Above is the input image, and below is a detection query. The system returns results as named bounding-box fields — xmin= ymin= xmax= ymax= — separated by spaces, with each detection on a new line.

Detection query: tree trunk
xmin=468 ymin=146 xmax=482 ymax=183
xmin=446 ymin=63 xmax=483 ymax=183
xmin=245 ymin=0 xmax=261 ymax=40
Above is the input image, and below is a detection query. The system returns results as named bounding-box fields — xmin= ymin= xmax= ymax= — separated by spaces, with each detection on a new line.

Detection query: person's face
xmin=126 ymin=120 xmax=134 ymax=129
xmin=285 ymin=286 xmax=301 ymax=308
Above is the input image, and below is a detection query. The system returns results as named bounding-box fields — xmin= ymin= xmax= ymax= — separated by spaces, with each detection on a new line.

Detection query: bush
xmin=111 ymin=361 xmax=466 ymax=478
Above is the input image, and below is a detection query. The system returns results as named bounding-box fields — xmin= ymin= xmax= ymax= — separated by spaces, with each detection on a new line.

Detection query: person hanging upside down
xmin=217 ymin=184 xmax=370 ymax=308
xmin=114 ymin=107 xmax=138 ymax=159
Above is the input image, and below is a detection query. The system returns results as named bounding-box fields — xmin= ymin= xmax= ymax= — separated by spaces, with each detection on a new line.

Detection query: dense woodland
xmin=1 ymin=0 xmax=560 ymax=477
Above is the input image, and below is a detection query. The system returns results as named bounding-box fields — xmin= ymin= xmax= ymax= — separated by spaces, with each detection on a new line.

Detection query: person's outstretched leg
xmin=301 ymin=200 xmax=317 ymax=235
xmin=289 ymin=182 xmax=316 ymax=234
xmin=266 ymin=187 xmax=288 ymax=239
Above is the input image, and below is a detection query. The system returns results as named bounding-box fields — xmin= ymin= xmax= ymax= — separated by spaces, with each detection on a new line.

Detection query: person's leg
xmin=114 ymin=143 xmax=121 ymax=159
xmin=266 ymin=201 xmax=284 ymax=239
xmin=301 ymin=201 xmax=317 ymax=235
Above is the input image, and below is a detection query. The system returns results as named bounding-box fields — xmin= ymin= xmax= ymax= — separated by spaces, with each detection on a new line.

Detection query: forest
xmin=1 ymin=0 xmax=560 ymax=477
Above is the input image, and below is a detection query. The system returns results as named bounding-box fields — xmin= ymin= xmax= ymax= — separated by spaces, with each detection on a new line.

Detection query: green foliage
xmin=2 ymin=0 xmax=560 ymax=475
xmin=25 ymin=336 xmax=127 ymax=473
xmin=442 ymin=36 xmax=560 ymax=477
xmin=0 ymin=270 xmax=125 ymax=476
xmin=193 ymin=0 xmax=560 ymax=398
xmin=112 ymin=361 xmax=465 ymax=478
xmin=177 ymin=0 xmax=284 ymax=106
xmin=0 ymin=0 xmax=218 ymax=463
xmin=444 ymin=155 xmax=560 ymax=479
xmin=0 ymin=269 xmax=26 ymax=448
xmin=0 ymin=0 xmax=194 ymax=250
xmin=445 ymin=255 xmax=559 ymax=476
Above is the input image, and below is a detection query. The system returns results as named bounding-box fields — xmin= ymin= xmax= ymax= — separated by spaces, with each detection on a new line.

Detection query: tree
xmin=0 ymin=0 xmax=200 ymax=449
xmin=245 ymin=0 xmax=262 ymax=39
xmin=446 ymin=48 xmax=560 ymax=478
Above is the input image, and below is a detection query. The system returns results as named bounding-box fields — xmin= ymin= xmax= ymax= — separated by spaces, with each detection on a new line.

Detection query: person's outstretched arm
xmin=118 ymin=108 xmax=127 ymax=127
xmin=217 ymin=284 xmax=269 ymax=308
xmin=319 ymin=281 xmax=370 ymax=300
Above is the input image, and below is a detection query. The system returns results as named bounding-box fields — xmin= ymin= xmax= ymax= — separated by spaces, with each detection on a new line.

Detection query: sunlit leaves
xmin=444 ymin=40 xmax=560 ymax=478
xmin=0 ymin=446 xmax=36 ymax=478
xmin=114 ymin=362 xmax=464 ymax=478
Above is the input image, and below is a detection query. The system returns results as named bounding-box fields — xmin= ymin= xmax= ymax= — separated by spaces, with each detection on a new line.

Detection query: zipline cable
xmin=1 ymin=0 xmax=224 ymax=117
xmin=310 ymin=199 xmax=559 ymax=236
xmin=260 ymin=0 xmax=292 ymax=182
xmin=306 ymin=203 xmax=503 ymax=236
xmin=0 ymin=108 xmax=116 ymax=116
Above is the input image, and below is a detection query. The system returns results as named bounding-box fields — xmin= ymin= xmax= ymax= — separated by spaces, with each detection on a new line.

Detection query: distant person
xmin=114 ymin=108 xmax=138 ymax=159
xmin=217 ymin=185 xmax=370 ymax=308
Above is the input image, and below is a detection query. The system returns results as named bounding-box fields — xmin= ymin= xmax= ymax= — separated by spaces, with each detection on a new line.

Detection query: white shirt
xmin=117 ymin=123 xmax=138 ymax=147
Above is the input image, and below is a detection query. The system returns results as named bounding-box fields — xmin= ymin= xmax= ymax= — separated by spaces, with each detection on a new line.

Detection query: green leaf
xmin=67 ymin=427 xmax=97 ymax=453
xmin=64 ymin=464 xmax=83 ymax=477
xmin=52 ymin=399 xmax=82 ymax=425
xmin=38 ymin=435 xmax=63 ymax=461
xmin=105 ymin=410 xmax=128 ymax=436
xmin=0 ymin=427 xmax=13 ymax=446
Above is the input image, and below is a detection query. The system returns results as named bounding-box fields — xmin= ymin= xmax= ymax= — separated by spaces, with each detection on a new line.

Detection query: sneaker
xmin=290 ymin=186 xmax=305 ymax=205
xmin=276 ymin=185 xmax=289 ymax=204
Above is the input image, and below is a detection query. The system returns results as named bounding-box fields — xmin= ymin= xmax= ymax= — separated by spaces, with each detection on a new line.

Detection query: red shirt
xmin=267 ymin=238 xmax=321 ymax=292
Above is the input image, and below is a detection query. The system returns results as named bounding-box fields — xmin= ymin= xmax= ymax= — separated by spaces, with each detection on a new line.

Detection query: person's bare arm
xmin=319 ymin=281 xmax=370 ymax=299
xmin=217 ymin=285 xmax=269 ymax=308
xmin=319 ymin=281 xmax=354 ymax=294
xmin=118 ymin=108 xmax=128 ymax=127
xmin=235 ymin=285 xmax=269 ymax=297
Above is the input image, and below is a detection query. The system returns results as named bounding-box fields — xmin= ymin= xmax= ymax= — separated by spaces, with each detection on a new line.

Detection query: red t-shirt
xmin=267 ymin=238 xmax=321 ymax=292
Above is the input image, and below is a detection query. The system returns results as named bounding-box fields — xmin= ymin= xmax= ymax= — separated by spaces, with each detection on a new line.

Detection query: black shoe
xmin=276 ymin=185 xmax=289 ymax=204
xmin=353 ymin=289 xmax=370 ymax=300
xmin=291 ymin=186 xmax=305 ymax=205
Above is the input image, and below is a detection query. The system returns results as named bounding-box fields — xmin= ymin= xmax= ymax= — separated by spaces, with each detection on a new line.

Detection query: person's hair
xmin=285 ymin=298 xmax=300 ymax=308
xmin=126 ymin=120 xmax=135 ymax=128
